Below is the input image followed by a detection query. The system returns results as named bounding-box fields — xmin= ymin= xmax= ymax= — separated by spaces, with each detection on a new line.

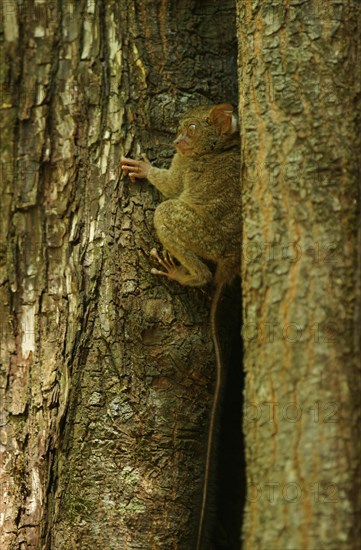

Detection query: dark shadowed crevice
xmin=196 ymin=278 xmax=244 ymax=550
xmin=214 ymin=281 xmax=244 ymax=550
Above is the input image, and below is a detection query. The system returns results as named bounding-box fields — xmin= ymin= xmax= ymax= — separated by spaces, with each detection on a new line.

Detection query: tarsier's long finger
xmin=122 ymin=163 xmax=140 ymax=172
xmin=121 ymin=157 xmax=130 ymax=168
xmin=122 ymin=155 xmax=139 ymax=165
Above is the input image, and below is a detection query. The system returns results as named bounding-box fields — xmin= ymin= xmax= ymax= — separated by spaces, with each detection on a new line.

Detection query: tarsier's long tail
xmin=196 ymin=281 xmax=225 ymax=550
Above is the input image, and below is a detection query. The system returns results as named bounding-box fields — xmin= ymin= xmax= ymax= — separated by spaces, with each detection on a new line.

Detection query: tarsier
xmin=121 ymin=103 xmax=241 ymax=549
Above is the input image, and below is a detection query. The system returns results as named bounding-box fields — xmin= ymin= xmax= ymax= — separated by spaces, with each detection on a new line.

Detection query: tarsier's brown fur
xmin=121 ymin=103 xmax=241 ymax=549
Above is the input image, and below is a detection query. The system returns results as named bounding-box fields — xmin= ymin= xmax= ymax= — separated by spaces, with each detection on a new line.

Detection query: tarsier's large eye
xmin=187 ymin=123 xmax=197 ymax=136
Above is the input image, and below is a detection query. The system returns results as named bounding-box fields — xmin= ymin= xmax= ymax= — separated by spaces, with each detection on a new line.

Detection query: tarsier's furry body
xmin=121 ymin=103 xmax=241 ymax=549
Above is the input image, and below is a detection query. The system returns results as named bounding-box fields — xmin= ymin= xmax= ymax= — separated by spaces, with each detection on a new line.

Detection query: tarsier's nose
xmin=174 ymin=132 xmax=186 ymax=145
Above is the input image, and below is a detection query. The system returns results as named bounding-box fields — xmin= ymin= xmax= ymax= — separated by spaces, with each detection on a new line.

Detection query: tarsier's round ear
xmin=209 ymin=103 xmax=236 ymax=135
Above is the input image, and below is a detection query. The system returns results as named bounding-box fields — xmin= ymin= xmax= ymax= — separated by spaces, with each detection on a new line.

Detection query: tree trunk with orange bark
xmin=0 ymin=1 xmax=241 ymax=549
xmin=237 ymin=1 xmax=361 ymax=549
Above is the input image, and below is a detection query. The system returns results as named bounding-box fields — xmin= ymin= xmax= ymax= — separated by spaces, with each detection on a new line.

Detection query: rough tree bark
xmin=3 ymin=1 xmax=359 ymax=550
xmin=237 ymin=1 xmax=361 ymax=549
xmin=0 ymin=1 xmax=239 ymax=549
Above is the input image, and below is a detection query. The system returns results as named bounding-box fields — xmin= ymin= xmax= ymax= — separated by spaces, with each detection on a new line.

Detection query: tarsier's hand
xmin=121 ymin=154 xmax=151 ymax=182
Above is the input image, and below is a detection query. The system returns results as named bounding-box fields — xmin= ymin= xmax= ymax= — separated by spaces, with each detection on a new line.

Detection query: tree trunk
xmin=2 ymin=1 xmax=360 ymax=549
xmin=237 ymin=1 xmax=361 ymax=549
xmin=1 ymin=1 xmax=240 ymax=549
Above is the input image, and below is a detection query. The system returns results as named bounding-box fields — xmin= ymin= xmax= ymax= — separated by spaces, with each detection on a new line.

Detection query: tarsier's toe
xmin=149 ymin=249 xmax=168 ymax=275
xmin=149 ymin=248 xmax=161 ymax=263
xmin=149 ymin=248 xmax=177 ymax=280
xmin=150 ymin=248 xmax=175 ymax=271
xmin=164 ymin=251 xmax=176 ymax=268
xmin=151 ymin=267 xmax=167 ymax=277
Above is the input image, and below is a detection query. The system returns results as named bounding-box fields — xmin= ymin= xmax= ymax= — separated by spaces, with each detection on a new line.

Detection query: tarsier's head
xmin=174 ymin=103 xmax=238 ymax=156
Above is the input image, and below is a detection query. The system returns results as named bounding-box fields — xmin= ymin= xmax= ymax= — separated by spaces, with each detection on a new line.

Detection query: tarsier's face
xmin=174 ymin=104 xmax=238 ymax=157
xmin=174 ymin=119 xmax=204 ymax=156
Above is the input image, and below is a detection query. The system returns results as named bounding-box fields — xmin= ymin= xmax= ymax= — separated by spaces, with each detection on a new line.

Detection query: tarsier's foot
xmin=150 ymin=248 xmax=190 ymax=284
